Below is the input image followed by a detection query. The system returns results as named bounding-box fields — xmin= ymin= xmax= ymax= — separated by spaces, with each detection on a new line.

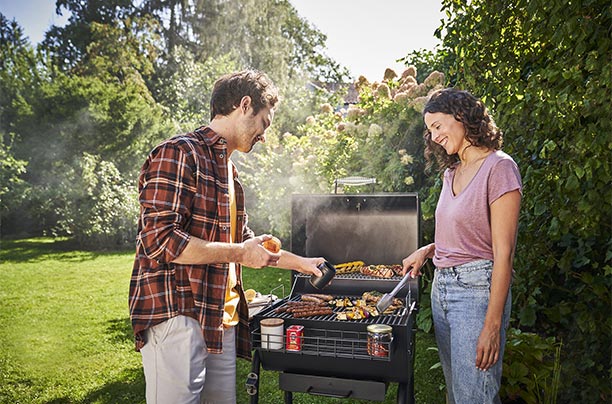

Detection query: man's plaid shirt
xmin=129 ymin=127 xmax=254 ymax=359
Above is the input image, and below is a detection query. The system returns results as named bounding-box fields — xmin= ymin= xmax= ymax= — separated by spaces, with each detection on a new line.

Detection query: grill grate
xmin=262 ymin=294 xmax=412 ymax=326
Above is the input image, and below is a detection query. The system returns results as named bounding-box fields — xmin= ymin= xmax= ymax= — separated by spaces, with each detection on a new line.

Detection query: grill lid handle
xmin=333 ymin=176 xmax=376 ymax=193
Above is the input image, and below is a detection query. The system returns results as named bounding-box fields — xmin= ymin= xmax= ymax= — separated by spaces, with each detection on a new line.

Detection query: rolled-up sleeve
xmin=137 ymin=143 xmax=196 ymax=263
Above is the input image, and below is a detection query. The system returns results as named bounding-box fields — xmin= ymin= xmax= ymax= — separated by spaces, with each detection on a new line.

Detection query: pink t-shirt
xmin=433 ymin=150 xmax=522 ymax=268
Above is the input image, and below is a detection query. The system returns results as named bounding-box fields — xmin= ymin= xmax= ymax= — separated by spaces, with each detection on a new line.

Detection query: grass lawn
xmin=0 ymin=238 xmax=445 ymax=404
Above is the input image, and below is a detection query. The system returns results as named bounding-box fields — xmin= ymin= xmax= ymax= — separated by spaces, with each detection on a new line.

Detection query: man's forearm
xmin=171 ymin=236 xmax=244 ymax=265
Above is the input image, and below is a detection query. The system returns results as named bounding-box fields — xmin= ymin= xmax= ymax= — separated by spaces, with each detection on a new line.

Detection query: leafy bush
xmin=502 ymin=328 xmax=562 ymax=404
xmin=0 ymin=133 xmax=30 ymax=234
xmin=437 ymin=0 xmax=611 ymax=401
xmin=31 ymin=153 xmax=138 ymax=248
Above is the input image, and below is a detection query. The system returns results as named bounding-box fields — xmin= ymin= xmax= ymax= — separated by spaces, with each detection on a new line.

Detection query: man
xmin=129 ymin=70 xmax=323 ymax=404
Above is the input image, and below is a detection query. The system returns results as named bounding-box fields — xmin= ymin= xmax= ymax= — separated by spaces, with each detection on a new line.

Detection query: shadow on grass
xmin=106 ymin=317 xmax=135 ymax=345
xmin=42 ymin=367 xmax=146 ymax=404
xmin=0 ymin=238 xmax=133 ymax=264
xmin=80 ymin=367 xmax=146 ymax=404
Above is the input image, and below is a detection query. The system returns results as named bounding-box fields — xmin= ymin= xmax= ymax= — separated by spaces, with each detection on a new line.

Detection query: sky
xmin=0 ymin=0 xmax=444 ymax=82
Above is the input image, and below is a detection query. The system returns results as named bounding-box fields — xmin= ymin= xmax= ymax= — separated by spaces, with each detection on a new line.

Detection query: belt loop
xmin=451 ymin=266 xmax=458 ymax=277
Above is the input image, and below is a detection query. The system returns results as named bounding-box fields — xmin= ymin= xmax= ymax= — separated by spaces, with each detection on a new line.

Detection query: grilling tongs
xmin=376 ymin=261 xmax=426 ymax=313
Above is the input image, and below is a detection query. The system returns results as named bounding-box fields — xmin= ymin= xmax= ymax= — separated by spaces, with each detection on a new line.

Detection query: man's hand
xmin=239 ymin=236 xmax=281 ymax=268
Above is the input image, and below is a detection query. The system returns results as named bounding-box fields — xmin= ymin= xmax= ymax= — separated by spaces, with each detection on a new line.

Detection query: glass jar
xmin=367 ymin=324 xmax=393 ymax=357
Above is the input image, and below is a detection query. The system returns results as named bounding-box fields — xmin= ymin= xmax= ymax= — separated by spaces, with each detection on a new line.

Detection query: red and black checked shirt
xmin=129 ymin=127 xmax=254 ymax=359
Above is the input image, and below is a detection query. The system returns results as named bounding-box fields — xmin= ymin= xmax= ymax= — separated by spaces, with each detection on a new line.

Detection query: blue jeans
xmin=431 ymin=260 xmax=511 ymax=404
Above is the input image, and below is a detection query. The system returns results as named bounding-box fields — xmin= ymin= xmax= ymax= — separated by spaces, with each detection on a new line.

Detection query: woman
xmin=403 ymin=88 xmax=522 ymax=403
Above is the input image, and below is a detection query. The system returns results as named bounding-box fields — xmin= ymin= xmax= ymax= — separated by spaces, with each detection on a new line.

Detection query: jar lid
xmin=260 ymin=318 xmax=284 ymax=327
xmin=367 ymin=324 xmax=392 ymax=333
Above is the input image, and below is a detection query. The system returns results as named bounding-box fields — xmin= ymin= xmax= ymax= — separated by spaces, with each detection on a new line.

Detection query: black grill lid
xmin=291 ymin=193 xmax=421 ymax=265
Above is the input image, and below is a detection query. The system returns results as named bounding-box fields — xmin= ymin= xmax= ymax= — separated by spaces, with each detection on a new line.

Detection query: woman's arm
xmin=402 ymin=242 xmax=436 ymax=277
xmin=476 ymin=189 xmax=521 ymax=371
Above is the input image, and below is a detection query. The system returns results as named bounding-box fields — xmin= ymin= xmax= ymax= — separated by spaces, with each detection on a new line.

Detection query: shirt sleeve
xmin=137 ymin=142 xmax=195 ymax=263
xmin=488 ymin=157 xmax=523 ymax=205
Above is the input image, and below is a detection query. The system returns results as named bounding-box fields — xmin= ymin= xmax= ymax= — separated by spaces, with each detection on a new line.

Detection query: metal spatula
xmin=376 ymin=263 xmax=425 ymax=313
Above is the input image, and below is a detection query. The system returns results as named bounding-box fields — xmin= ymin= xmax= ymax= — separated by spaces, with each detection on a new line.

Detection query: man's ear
xmin=239 ymin=96 xmax=252 ymax=114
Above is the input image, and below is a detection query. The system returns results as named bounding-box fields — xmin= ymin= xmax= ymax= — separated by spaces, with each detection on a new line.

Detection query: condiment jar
xmin=260 ymin=318 xmax=284 ymax=350
xmin=367 ymin=324 xmax=393 ymax=357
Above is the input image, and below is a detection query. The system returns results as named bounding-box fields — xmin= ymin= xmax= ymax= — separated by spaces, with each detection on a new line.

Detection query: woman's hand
xmin=475 ymin=324 xmax=501 ymax=371
xmin=401 ymin=243 xmax=434 ymax=277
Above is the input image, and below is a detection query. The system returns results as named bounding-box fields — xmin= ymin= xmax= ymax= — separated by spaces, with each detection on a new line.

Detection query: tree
xmin=42 ymin=0 xmax=137 ymax=71
xmin=141 ymin=0 xmax=349 ymax=85
xmin=436 ymin=0 xmax=611 ymax=401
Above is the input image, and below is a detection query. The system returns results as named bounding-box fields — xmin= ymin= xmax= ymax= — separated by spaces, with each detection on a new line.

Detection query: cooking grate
xmin=269 ymin=294 xmax=412 ymax=326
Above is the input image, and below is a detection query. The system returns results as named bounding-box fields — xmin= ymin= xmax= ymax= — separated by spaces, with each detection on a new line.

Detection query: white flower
xmin=320 ymin=103 xmax=334 ymax=114
xmin=393 ymin=92 xmax=409 ymax=104
xmin=400 ymin=154 xmax=414 ymax=165
xmin=424 ymin=71 xmax=445 ymax=88
xmin=401 ymin=65 xmax=417 ymax=79
xmin=409 ymin=96 xmax=428 ymax=113
xmin=401 ymin=76 xmax=418 ymax=88
xmin=383 ymin=68 xmax=398 ymax=81
xmin=368 ymin=123 xmax=383 ymax=137
xmin=347 ymin=106 xmax=364 ymax=120
xmin=375 ymin=83 xmax=391 ymax=99
xmin=404 ymin=176 xmax=415 ymax=186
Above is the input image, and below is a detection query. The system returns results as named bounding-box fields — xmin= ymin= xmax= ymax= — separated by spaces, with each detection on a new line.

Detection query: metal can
xmin=286 ymin=325 xmax=304 ymax=351
xmin=367 ymin=324 xmax=393 ymax=357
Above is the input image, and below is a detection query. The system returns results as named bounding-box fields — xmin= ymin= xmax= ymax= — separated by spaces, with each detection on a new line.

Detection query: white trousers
xmin=140 ymin=315 xmax=237 ymax=404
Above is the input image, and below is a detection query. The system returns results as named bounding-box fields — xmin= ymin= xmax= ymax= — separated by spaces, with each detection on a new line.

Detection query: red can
xmin=285 ymin=325 xmax=304 ymax=351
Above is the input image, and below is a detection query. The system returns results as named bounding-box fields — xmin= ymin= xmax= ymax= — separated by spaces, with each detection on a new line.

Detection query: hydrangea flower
xmin=375 ymin=83 xmax=391 ymax=99
xmin=368 ymin=123 xmax=383 ymax=137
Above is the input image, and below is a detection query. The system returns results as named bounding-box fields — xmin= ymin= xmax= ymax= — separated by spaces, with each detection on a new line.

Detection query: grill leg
xmin=247 ymin=350 xmax=261 ymax=404
xmin=397 ymin=381 xmax=415 ymax=404
xmin=284 ymin=390 xmax=293 ymax=404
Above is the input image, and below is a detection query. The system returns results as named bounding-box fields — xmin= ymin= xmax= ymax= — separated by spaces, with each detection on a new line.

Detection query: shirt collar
xmin=193 ymin=126 xmax=227 ymax=148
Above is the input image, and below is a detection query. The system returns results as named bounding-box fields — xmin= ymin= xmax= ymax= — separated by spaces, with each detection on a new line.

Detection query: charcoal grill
xmin=247 ymin=193 xmax=421 ymax=404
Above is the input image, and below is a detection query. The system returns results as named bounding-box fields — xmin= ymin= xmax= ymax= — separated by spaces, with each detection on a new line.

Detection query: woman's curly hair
xmin=423 ymin=88 xmax=503 ymax=172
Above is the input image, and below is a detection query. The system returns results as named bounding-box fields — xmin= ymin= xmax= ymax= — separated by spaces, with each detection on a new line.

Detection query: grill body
xmin=248 ymin=193 xmax=421 ymax=403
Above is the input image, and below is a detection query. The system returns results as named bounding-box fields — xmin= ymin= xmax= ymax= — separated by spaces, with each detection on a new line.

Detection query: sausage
xmin=292 ymin=308 xmax=334 ymax=318
xmin=301 ymin=293 xmax=333 ymax=302
xmin=300 ymin=295 xmax=325 ymax=303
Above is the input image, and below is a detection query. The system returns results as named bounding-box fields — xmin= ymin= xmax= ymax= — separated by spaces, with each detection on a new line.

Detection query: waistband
xmin=436 ymin=259 xmax=493 ymax=271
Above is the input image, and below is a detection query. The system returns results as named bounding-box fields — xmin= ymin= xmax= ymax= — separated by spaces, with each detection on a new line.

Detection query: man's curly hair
xmin=423 ymin=88 xmax=503 ymax=172
xmin=210 ymin=70 xmax=279 ymax=120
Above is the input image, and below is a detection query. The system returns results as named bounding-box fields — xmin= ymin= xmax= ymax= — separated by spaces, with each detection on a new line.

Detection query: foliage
xmin=502 ymin=328 xmax=562 ymax=404
xmin=0 ymin=134 xmax=30 ymax=231
xmin=437 ymin=0 xmax=612 ymax=401
xmin=140 ymin=0 xmax=350 ymax=85
xmin=41 ymin=0 xmax=138 ymax=71
xmin=30 ymin=153 xmax=139 ymax=248
xmin=154 ymin=48 xmax=239 ymax=131
xmin=1 ymin=0 xmax=350 ymax=244
xmin=238 ymin=67 xmax=444 ymax=240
